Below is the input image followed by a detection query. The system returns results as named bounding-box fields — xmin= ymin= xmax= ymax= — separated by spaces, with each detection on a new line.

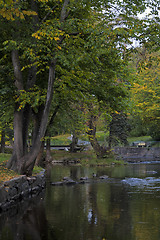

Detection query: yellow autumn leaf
xmin=54 ymin=37 xmax=60 ymax=41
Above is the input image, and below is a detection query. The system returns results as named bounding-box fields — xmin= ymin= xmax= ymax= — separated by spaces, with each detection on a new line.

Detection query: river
xmin=1 ymin=162 xmax=160 ymax=240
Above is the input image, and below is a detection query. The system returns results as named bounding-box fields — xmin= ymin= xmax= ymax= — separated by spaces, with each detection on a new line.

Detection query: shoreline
xmin=0 ymin=170 xmax=45 ymax=212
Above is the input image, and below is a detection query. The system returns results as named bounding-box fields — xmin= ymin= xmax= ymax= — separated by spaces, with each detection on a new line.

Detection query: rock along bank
xmin=0 ymin=170 xmax=45 ymax=212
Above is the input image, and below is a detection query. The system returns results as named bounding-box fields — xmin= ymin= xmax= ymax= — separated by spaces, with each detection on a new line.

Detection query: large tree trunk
xmin=7 ymin=62 xmax=56 ymax=175
xmin=7 ymin=47 xmax=56 ymax=175
xmin=6 ymin=50 xmax=25 ymax=170
xmin=7 ymin=0 xmax=70 ymax=175
xmin=35 ymin=141 xmax=45 ymax=166
xmin=0 ymin=130 xmax=5 ymax=153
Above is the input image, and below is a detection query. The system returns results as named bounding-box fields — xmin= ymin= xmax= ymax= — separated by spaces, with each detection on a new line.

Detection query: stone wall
xmin=0 ymin=170 xmax=45 ymax=212
xmin=114 ymin=147 xmax=160 ymax=162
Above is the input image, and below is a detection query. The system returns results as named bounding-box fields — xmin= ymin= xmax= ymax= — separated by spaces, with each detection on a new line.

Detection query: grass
xmin=0 ymin=153 xmax=12 ymax=163
xmin=32 ymin=165 xmax=44 ymax=174
xmin=0 ymin=153 xmax=44 ymax=185
xmin=51 ymin=149 xmax=124 ymax=166
xmin=51 ymin=134 xmax=72 ymax=145
xmin=80 ymin=155 xmax=125 ymax=166
xmin=80 ymin=131 xmax=108 ymax=142
xmin=0 ymin=154 xmax=19 ymax=184
xmin=51 ymin=149 xmax=92 ymax=161
xmin=127 ymin=135 xmax=152 ymax=144
xmin=79 ymin=132 xmax=154 ymax=145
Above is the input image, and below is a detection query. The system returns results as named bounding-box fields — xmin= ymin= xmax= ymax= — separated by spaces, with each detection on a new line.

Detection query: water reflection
xmin=0 ymin=192 xmax=50 ymax=240
xmin=1 ymin=163 xmax=160 ymax=240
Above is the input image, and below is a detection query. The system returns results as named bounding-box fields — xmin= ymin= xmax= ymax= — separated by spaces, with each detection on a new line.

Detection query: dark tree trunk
xmin=70 ymin=133 xmax=78 ymax=152
xmin=1 ymin=130 xmax=5 ymax=153
xmin=22 ymin=104 xmax=32 ymax=155
xmin=7 ymin=55 xmax=56 ymax=175
xmin=87 ymin=114 xmax=109 ymax=158
xmin=7 ymin=49 xmax=35 ymax=173
xmin=7 ymin=50 xmax=25 ymax=171
xmin=32 ymin=105 xmax=45 ymax=146
xmin=35 ymin=141 xmax=45 ymax=166
xmin=20 ymin=62 xmax=56 ymax=175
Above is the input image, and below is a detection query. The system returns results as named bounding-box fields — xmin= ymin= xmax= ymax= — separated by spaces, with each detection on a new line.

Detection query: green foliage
xmin=108 ymin=113 xmax=130 ymax=146
xmin=50 ymin=134 xmax=72 ymax=145
xmin=0 ymin=153 xmax=11 ymax=163
xmin=129 ymin=48 xmax=160 ymax=140
xmin=32 ymin=165 xmax=44 ymax=175
xmin=80 ymin=155 xmax=124 ymax=167
xmin=15 ymin=86 xmax=47 ymax=112
xmin=80 ymin=131 xmax=109 ymax=143
xmin=127 ymin=135 xmax=152 ymax=144
xmin=148 ymin=122 xmax=160 ymax=141
xmin=128 ymin=116 xmax=148 ymax=137
xmin=1 ymin=0 xmax=160 ymax=173
xmin=0 ymin=0 xmax=37 ymax=21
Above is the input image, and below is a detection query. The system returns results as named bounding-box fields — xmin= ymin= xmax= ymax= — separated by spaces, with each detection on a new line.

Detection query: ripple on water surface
xmin=122 ymin=177 xmax=160 ymax=193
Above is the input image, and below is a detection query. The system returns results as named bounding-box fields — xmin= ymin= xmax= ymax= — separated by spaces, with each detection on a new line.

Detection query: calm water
xmin=1 ymin=162 xmax=160 ymax=240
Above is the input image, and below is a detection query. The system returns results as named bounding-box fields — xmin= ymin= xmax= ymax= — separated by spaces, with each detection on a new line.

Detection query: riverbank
xmin=50 ymin=149 xmax=124 ymax=166
xmin=0 ymin=154 xmax=46 ymax=212
xmin=0 ymin=170 xmax=45 ymax=212
xmin=1 ymin=146 xmax=160 ymax=212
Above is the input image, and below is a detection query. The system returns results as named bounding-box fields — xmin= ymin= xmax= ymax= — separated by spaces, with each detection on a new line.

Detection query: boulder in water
xmin=99 ymin=175 xmax=109 ymax=179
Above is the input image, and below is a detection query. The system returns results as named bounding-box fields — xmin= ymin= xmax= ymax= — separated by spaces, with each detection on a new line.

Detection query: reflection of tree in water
xmin=70 ymin=166 xmax=91 ymax=180
xmin=108 ymin=184 xmax=132 ymax=240
xmin=45 ymin=165 xmax=133 ymax=240
xmin=22 ymin=201 xmax=48 ymax=240
xmin=0 ymin=193 xmax=57 ymax=240
xmin=130 ymin=193 xmax=160 ymax=240
xmin=83 ymin=182 xmax=132 ymax=240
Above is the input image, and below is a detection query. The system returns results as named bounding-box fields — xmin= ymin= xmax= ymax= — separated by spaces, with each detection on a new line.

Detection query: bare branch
xmin=41 ymin=5 xmax=58 ymax=24
xmin=60 ymin=0 xmax=70 ymax=22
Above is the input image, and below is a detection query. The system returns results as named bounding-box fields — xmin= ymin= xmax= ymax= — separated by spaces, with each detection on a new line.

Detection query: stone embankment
xmin=114 ymin=147 xmax=160 ymax=162
xmin=0 ymin=170 xmax=45 ymax=212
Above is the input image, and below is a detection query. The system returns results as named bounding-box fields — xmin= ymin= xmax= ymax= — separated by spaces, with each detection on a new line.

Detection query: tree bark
xmin=70 ymin=133 xmax=78 ymax=153
xmin=44 ymin=105 xmax=60 ymax=162
xmin=20 ymin=62 xmax=56 ymax=175
xmin=60 ymin=0 xmax=70 ymax=22
xmin=7 ymin=50 xmax=36 ymax=173
xmin=35 ymin=141 xmax=45 ymax=166
xmin=0 ymin=130 xmax=5 ymax=153
xmin=11 ymin=50 xmax=23 ymax=90
xmin=8 ymin=54 xmax=56 ymax=175
xmin=87 ymin=114 xmax=110 ymax=158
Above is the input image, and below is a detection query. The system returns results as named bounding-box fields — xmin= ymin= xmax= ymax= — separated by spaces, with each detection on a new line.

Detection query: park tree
xmin=108 ymin=112 xmax=130 ymax=147
xmin=130 ymin=49 xmax=160 ymax=140
xmin=0 ymin=0 xmax=159 ymax=175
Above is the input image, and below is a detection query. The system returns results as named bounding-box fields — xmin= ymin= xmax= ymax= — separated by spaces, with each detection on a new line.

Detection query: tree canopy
xmin=0 ymin=0 xmax=159 ymax=174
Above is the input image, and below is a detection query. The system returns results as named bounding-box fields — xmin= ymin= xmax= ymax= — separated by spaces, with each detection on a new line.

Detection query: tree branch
xmin=41 ymin=5 xmax=58 ymax=24
xmin=11 ymin=50 xmax=23 ymax=90
xmin=60 ymin=0 xmax=70 ymax=22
